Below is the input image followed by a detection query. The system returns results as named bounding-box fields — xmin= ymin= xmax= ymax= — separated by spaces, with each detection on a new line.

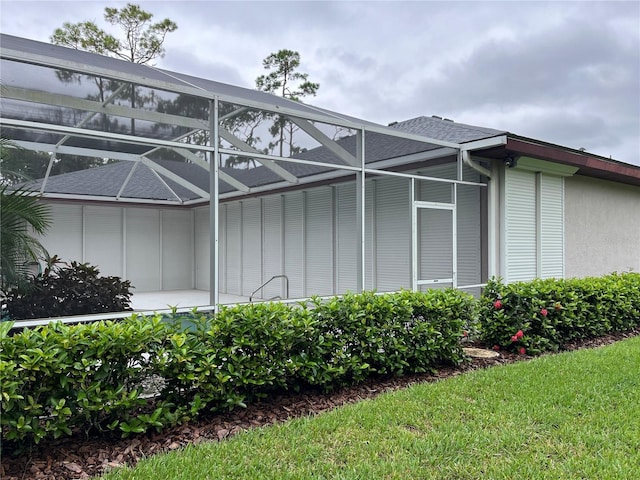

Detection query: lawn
xmin=101 ymin=337 xmax=640 ymax=479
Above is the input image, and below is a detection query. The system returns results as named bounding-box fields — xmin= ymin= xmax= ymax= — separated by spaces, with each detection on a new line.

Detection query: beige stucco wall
xmin=565 ymin=175 xmax=640 ymax=278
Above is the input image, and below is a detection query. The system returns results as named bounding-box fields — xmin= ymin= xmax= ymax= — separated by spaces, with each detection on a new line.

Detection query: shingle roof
xmin=22 ymin=161 xmax=201 ymax=201
xmin=391 ymin=116 xmax=506 ymax=143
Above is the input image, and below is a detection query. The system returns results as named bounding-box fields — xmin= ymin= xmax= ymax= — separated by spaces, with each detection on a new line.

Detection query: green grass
xmin=101 ymin=337 xmax=640 ymax=479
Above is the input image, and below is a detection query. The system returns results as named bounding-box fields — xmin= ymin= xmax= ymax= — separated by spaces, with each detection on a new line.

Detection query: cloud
xmin=1 ymin=0 xmax=638 ymax=163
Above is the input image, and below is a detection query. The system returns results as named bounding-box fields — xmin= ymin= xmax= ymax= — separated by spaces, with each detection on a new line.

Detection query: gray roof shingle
xmin=391 ymin=116 xmax=506 ymax=143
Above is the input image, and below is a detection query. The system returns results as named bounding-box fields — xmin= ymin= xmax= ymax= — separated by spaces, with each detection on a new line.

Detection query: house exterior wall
xmin=38 ymin=202 xmax=195 ymax=292
xmin=564 ymin=175 xmax=640 ymax=277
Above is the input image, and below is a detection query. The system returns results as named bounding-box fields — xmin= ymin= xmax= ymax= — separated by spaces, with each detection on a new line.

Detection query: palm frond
xmin=0 ymin=184 xmax=52 ymax=290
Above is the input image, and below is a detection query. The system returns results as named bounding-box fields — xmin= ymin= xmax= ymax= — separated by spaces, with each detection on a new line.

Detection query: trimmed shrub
xmin=3 ymin=259 xmax=133 ymax=319
xmin=0 ymin=316 xmax=169 ymax=443
xmin=8 ymin=272 xmax=638 ymax=446
xmin=480 ymin=273 xmax=640 ymax=355
xmin=1 ymin=289 xmax=472 ymax=445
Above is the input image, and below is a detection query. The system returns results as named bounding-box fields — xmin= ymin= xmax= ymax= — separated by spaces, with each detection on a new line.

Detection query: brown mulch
xmin=2 ymin=328 xmax=639 ymax=480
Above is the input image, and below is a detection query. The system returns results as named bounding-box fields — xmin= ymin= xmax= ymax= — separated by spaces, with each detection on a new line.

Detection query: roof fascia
xmin=506 ymin=136 xmax=640 ymax=185
xmin=462 ymin=135 xmax=508 ymax=150
xmin=513 ymin=156 xmax=578 ymax=176
xmin=39 ymin=192 xmax=184 ymax=205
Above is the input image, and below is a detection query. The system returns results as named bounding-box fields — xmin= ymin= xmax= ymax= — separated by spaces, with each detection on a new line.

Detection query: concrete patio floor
xmin=131 ymin=290 xmax=250 ymax=311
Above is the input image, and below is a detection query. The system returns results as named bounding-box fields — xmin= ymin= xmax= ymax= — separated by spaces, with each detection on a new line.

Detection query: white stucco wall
xmin=564 ymin=175 xmax=640 ymax=277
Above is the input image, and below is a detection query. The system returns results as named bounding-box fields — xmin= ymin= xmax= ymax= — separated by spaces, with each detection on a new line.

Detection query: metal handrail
xmin=249 ymin=275 xmax=289 ymax=302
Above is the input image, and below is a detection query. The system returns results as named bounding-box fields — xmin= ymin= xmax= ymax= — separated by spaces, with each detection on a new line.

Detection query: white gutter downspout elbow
xmin=461 ymin=149 xmax=491 ymax=178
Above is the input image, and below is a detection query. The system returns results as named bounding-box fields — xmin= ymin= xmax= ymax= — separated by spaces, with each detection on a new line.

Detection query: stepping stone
xmin=463 ymin=347 xmax=500 ymax=358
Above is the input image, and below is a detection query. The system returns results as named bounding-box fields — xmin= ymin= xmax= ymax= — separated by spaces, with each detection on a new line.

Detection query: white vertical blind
xmin=126 ymin=208 xmax=160 ymax=292
xmin=375 ymin=176 xmax=411 ymax=291
xmin=418 ymin=208 xmax=453 ymax=281
xmin=262 ymin=195 xmax=283 ymax=299
xmin=503 ymin=168 xmax=566 ymax=282
xmin=194 ymin=206 xmax=210 ymax=290
xmin=456 ymin=167 xmax=482 ymax=288
xmin=85 ymin=206 xmax=123 ymax=278
xmin=284 ymin=191 xmax=305 ymax=298
xmin=241 ymin=199 xmax=262 ymax=297
xmin=40 ymin=203 xmax=83 ymax=265
xmin=336 ymin=183 xmax=357 ymax=293
xmin=217 ymin=205 xmax=226 ymax=293
xmin=225 ymin=202 xmax=242 ymax=295
xmin=161 ymin=210 xmax=193 ymax=290
xmin=365 ymin=180 xmax=375 ymax=290
xmin=305 ymin=187 xmax=334 ymax=296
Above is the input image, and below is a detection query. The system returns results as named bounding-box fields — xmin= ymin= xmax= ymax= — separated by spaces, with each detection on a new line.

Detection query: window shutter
xmin=540 ymin=175 xmax=564 ymax=278
xmin=504 ymin=169 xmax=537 ymax=282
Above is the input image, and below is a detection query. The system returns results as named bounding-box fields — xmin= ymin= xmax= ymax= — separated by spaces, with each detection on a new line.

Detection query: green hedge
xmin=4 ymin=274 xmax=639 ymax=446
xmin=479 ymin=272 xmax=640 ymax=355
xmin=0 ymin=289 xmax=473 ymax=445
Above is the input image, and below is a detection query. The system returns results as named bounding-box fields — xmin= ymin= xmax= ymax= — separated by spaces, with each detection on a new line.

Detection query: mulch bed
xmin=3 ymin=328 xmax=639 ymax=480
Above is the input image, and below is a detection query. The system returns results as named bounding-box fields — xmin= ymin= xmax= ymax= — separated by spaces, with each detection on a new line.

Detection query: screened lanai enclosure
xmin=1 ymin=34 xmax=501 ymax=317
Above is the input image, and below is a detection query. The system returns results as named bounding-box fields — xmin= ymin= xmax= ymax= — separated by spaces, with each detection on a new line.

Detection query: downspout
xmin=461 ymin=149 xmax=497 ymax=279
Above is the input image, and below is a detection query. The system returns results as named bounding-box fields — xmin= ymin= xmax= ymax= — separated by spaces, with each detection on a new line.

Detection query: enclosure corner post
xmin=209 ymin=98 xmax=220 ymax=309
xmin=356 ymin=129 xmax=366 ymax=292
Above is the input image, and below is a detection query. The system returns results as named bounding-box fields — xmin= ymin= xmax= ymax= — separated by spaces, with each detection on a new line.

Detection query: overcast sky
xmin=1 ymin=1 xmax=639 ymax=165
